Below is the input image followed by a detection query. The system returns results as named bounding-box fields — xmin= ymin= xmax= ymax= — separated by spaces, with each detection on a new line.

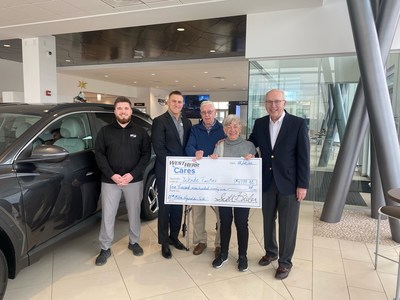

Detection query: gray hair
xmin=223 ymin=114 xmax=242 ymax=127
xmin=200 ymin=100 xmax=215 ymax=110
xmin=266 ymin=89 xmax=286 ymax=100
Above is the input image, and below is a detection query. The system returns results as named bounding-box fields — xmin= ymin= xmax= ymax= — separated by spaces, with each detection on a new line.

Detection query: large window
xmin=247 ymin=56 xmax=362 ymax=169
xmin=247 ymin=55 xmax=375 ymax=206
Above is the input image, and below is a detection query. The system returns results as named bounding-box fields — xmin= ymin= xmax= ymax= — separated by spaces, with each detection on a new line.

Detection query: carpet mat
xmin=308 ymin=171 xmax=370 ymax=206
xmin=313 ymin=204 xmax=395 ymax=245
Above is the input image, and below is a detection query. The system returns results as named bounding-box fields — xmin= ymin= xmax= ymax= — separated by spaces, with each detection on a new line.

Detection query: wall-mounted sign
xmin=134 ymin=103 xmax=145 ymax=106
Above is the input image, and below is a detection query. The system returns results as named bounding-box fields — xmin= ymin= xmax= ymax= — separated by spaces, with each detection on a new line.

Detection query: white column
xmin=22 ymin=36 xmax=57 ymax=103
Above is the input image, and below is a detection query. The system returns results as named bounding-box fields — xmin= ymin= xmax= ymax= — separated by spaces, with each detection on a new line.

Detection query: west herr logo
xmin=169 ymin=160 xmax=200 ymax=168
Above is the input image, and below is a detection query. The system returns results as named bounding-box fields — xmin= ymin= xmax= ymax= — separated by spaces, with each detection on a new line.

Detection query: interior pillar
xmin=322 ymin=0 xmax=400 ymax=241
xmin=22 ymin=36 xmax=57 ymax=103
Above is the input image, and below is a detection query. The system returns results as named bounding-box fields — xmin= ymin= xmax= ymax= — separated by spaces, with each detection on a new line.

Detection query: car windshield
xmin=0 ymin=113 xmax=41 ymax=154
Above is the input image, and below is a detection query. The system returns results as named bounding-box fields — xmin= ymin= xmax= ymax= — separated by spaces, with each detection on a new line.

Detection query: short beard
xmin=116 ymin=116 xmax=131 ymax=125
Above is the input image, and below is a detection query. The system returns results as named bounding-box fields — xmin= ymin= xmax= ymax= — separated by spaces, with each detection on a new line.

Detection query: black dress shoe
xmin=275 ymin=266 xmax=291 ymax=280
xmin=161 ymin=244 xmax=172 ymax=259
xmin=258 ymin=254 xmax=278 ymax=266
xmin=169 ymin=237 xmax=186 ymax=250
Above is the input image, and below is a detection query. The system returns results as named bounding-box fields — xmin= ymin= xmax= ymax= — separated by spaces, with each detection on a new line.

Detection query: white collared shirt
xmin=269 ymin=111 xmax=285 ymax=149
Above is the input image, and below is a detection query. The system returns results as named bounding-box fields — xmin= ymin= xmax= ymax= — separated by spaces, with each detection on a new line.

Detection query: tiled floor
xmin=3 ymin=202 xmax=399 ymax=300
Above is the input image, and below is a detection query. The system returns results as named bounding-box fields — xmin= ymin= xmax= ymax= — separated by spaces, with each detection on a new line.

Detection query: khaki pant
xmin=192 ymin=206 xmax=220 ymax=247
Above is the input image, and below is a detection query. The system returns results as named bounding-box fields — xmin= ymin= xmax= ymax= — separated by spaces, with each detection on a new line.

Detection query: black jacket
xmin=95 ymin=119 xmax=151 ymax=183
xmin=248 ymin=111 xmax=310 ymax=194
xmin=151 ymin=111 xmax=192 ymax=179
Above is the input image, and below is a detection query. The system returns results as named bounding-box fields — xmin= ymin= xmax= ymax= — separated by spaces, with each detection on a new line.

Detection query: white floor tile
xmin=4 ymin=283 xmax=52 ymax=300
xmin=3 ymin=204 xmax=395 ymax=300
xmin=52 ymin=269 xmax=129 ymax=300
xmin=313 ymin=246 xmax=344 ymax=274
xmin=145 ymin=287 xmax=208 ymax=300
xmin=200 ymin=273 xmax=287 ymax=300
xmin=343 ymin=259 xmax=384 ymax=292
xmin=119 ymin=259 xmax=196 ymax=299
xmin=348 ymin=286 xmax=387 ymax=300
xmin=312 ymin=270 xmax=350 ymax=300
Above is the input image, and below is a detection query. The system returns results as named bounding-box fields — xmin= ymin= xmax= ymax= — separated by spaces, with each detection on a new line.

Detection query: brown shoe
xmin=214 ymin=246 xmax=221 ymax=258
xmin=275 ymin=266 xmax=291 ymax=280
xmin=258 ymin=254 xmax=278 ymax=266
xmin=193 ymin=243 xmax=207 ymax=255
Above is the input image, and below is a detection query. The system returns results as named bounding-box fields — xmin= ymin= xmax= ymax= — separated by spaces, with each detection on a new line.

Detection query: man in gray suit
xmin=249 ymin=89 xmax=310 ymax=280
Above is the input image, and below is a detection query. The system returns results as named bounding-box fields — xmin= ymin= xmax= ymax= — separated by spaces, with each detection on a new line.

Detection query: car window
xmin=35 ymin=113 xmax=93 ymax=153
xmin=0 ymin=113 xmax=40 ymax=155
xmin=132 ymin=116 xmax=151 ymax=135
xmin=93 ymin=112 xmax=114 ymax=133
xmin=35 ymin=120 xmax=63 ymax=145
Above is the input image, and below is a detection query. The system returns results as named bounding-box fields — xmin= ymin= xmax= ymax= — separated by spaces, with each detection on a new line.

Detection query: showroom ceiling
xmin=0 ymin=15 xmax=245 ymax=67
xmin=0 ymin=0 xmax=323 ymax=92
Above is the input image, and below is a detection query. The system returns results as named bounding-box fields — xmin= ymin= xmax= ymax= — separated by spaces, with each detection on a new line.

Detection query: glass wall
xmin=247 ymin=55 xmax=379 ymax=206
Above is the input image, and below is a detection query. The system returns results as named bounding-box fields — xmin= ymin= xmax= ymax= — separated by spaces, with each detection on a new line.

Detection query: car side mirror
xmin=16 ymin=144 xmax=69 ymax=163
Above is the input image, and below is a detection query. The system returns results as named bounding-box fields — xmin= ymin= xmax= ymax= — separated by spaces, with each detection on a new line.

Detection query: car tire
xmin=141 ymin=173 xmax=158 ymax=220
xmin=0 ymin=249 xmax=8 ymax=300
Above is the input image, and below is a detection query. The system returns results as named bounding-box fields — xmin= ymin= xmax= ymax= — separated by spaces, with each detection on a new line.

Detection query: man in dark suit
xmin=151 ymin=90 xmax=192 ymax=259
xmin=249 ymin=89 xmax=310 ymax=280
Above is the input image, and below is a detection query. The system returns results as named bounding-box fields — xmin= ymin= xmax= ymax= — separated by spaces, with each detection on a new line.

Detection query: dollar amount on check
xmin=165 ymin=156 xmax=262 ymax=208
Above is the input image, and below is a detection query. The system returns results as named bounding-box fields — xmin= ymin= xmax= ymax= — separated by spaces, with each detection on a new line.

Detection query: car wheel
xmin=0 ymin=249 xmax=8 ymax=300
xmin=141 ymin=173 xmax=158 ymax=220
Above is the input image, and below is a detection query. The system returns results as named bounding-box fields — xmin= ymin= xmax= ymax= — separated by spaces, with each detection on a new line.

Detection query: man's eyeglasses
xmin=265 ymin=100 xmax=285 ymax=106
xmin=200 ymin=110 xmax=215 ymax=116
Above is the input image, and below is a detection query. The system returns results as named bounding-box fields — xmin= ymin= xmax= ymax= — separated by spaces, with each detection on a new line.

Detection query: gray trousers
xmin=99 ymin=181 xmax=143 ymax=250
xmin=262 ymin=180 xmax=300 ymax=268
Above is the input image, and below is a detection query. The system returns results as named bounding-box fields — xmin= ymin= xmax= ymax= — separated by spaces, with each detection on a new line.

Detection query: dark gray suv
xmin=0 ymin=103 xmax=158 ymax=298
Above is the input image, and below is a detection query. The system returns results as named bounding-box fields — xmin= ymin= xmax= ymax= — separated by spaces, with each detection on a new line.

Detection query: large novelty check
xmin=165 ymin=156 xmax=262 ymax=208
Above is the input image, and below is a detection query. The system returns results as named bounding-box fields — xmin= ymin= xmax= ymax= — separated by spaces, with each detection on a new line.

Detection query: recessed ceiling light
xmin=203 ymin=71 xmax=208 ymax=74
xmin=65 ymin=59 xmax=71 ymax=62
xmin=3 ymin=44 xmax=11 ymax=48
xmin=177 ymin=28 xmax=185 ymax=32
xmin=193 ymin=85 xmax=196 ymax=88
xmin=151 ymin=73 xmax=156 ymax=76
xmin=210 ymin=49 xmax=216 ymax=53
xmin=174 ymin=80 xmax=179 ymax=83
xmin=133 ymin=81 xmax=137 ymax=84
xmin=104 ymin=75 xmax=109 ymax=78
